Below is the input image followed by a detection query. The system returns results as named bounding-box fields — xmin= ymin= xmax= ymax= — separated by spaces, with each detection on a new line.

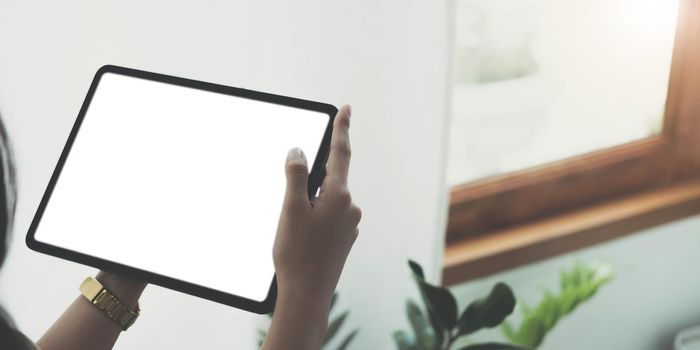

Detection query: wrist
xmin=276 ymin=274 xmax=335 ymax=304
xmin=273 ymin=289 xmax=330 ymax=337
xmin=264 ymin=281 xmax=332 ymax=350
xmin=275 ymin=285 xmax=331 ymax=320
xmin=95 ymin=271 xmax=146 ymax=308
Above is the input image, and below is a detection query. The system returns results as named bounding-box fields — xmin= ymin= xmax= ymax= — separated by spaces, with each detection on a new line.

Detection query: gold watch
xmin=79 ymin=276 xmax=140 ymax=331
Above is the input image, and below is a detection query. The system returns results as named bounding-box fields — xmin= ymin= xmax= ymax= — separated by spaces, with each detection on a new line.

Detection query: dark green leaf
xmin=406 ymin=299 xmax=436 ymax=349
xmin=324 ymin=311 xmax=349 ymax=345
xmin=416 ymin=288 xmax=445 ymax=344
xmin=458 ymin=282 xmax=516 ymax=336
xmin=408 ymin=259 xmax=454 ymax=346
xmin=257 ymin=329 xmax=267 ymax=348
xmin=419 ymin=280 xmax=458 ymax=331
xmin=458 ymin=344 xmax=527 ymax=350
xmin=393 ymin=330 xmax=415 ymax=350
xmin=427 ymin=308 xmax=445 ymax=349
xmin=337 ymin=329 xmax=359 ymax=350
xmin=330 ymin=292 xmax=339 ymax=311
xmin=408 ymin=260 xmax=425 ymax=279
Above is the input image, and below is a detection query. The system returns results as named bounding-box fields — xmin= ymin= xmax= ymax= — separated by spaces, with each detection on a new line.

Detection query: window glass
xmin=447 ymin=0 xmax=680 ymax=186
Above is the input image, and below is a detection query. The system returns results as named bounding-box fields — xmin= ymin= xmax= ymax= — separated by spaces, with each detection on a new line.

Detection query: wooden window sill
xmin=442 ymin=179 xmax=700 ymax=285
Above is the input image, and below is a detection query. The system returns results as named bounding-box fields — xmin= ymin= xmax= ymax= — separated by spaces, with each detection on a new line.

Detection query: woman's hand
xmin=273 ymin=104 xmax=361 ymax=305
xmin=263 ymin=104 xmax=361 ymax=350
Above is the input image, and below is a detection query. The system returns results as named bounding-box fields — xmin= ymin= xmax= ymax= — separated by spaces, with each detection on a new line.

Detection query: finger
xmin=326 ymin=104 xmax=352 ymax=186
xmin=283 ymin=148 xmax=310 ymax=207
xmin=349 ymin=204 xmax=362 ymax=225
xmin=316 ymin=167 xmax=327 ymax=198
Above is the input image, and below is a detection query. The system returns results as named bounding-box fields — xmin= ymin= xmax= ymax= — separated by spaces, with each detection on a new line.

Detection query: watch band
xmin=79 ymin=276 xmax=140 ymax=331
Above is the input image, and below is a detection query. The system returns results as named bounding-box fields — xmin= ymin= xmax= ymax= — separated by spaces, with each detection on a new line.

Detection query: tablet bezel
xmin=25 ymin=65 xmax=336 ymax=314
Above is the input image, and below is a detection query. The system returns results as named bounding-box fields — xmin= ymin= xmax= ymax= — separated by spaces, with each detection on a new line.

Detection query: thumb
xmin=283 ymin=148 xmax=310 ymax=206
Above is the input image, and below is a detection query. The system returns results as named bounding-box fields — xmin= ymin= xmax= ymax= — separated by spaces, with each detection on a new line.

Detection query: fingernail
xmin=346 ymin=105 xmax=352 ymax=119
xmin=288 ymin=148 xmax=306 ymax=165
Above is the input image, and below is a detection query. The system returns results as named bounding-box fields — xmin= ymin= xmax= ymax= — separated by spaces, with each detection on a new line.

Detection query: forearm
xmin=261 ymin=289 xmax=331 ymax=350
xmin=37 ymin=271 xmax=146 ymax=350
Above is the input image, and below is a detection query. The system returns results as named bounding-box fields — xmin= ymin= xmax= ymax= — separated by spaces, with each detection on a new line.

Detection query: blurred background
xmin=1 ymin=0 xmax=699 ymax=349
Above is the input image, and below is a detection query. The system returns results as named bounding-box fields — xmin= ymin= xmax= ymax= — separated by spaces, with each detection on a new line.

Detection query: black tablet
xmin=26 ymin=65 xmax=335 ymax=314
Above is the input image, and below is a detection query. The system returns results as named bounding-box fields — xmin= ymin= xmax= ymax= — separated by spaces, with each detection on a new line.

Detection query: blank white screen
xmin=34 ymin=73 xmax=329 ymax=302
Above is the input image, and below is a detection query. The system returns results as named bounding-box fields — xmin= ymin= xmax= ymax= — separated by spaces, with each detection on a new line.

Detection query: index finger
xmin=326 ymin=105 xmax=352 ymax=185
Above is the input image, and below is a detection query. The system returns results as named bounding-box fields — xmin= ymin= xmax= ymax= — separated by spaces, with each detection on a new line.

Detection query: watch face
xmin=27 ymin=65 xmax=335 ymax=313
xmin=79 ymin=277 xmax=104 ymax=301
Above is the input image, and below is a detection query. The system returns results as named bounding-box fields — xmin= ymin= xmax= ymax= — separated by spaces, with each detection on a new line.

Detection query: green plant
xmin=394 ymin=260 xmax=526 ymax=350
xmin=257 ymin=292 xmax=358 ymax=349
xmin=501 ymin=262 xmax=613 ymax=349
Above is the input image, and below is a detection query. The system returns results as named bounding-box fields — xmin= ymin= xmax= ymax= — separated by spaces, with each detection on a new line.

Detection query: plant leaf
xmin=502 ymin=262 xmax=613 ymax=348
xmin=558 ymin=289 xmax=578 ymax=315
xmin=518 ymin=300 xmax=532 ymax=318
xmin=426 ymin=310 xmax=444 ymax=349
xmin=409 ymin=260 xmax=451 ymax=345
xmin=501 ymin=320 xmax=516 ymax=341
xmin=539 ymin=293 xmax=560 ymax=332
xmin=406 ymin=299 xmax=436 ymax=349
xmin=458 ymin=282 xmax=516 ymax=336
xmin=513 ymin=315 xmax=546 ymax=348
xmin=330 ymin=292 xmax=339 ymax=311
xmin=324 ymin=311 xmax=350 ymax=345
xmin=560 ymin=269 xmax=571 ymax=291
xmin=458 ymin=344 xmax=527 ymax=350
xmin=337 ymin=329 xmax=359 ymax=350
xmin=393 ymin=330 xmax=414 ymax=350
xmin=419 ymin=280 xmax=458 ymax=331
xmin=408 ymin=260 xmax=425 ymax=279
xmin=257 ymin=329 xmax=267 ymax=348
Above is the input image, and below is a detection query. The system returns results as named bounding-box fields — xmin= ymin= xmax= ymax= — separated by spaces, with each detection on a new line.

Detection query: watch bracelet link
xmin=80 ymin=277 xmax=140 ymax=331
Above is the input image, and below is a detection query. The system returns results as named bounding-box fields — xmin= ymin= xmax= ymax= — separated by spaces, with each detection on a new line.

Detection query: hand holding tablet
xmin=26 ymin=66 xmax=361 ymax=315
xmin=274 ymin=105 xmax=361 ymax=304
xmin=263 ymin=106 xmax=361 ymax=349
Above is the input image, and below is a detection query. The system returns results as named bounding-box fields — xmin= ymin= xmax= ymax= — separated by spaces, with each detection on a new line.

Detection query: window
xmin=444 ymin=0 xmax=700 ymax=284
xmin=448 ymin=0 xmax=679 ymax=185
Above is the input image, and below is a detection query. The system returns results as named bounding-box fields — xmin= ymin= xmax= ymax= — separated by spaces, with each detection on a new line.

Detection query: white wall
xmin=452 ymin=214 xmax=700 ymax=350
xmin=0 ymin=1 xmax=451 ymax=349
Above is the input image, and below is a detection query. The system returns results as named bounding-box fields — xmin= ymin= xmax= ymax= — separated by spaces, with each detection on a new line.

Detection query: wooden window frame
xmin=444 ymin=0 xmax=700 ymax=285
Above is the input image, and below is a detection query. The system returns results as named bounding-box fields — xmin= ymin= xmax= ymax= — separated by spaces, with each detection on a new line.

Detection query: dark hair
xmin=0 ymin=114 xmax=17 ymax=269
xmin=0 ymin=114 xmax=28 ymax=349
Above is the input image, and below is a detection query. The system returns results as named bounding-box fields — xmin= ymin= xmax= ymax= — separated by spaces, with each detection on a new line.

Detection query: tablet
xmin=26 ymin=65 xmax=335 ymax=314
